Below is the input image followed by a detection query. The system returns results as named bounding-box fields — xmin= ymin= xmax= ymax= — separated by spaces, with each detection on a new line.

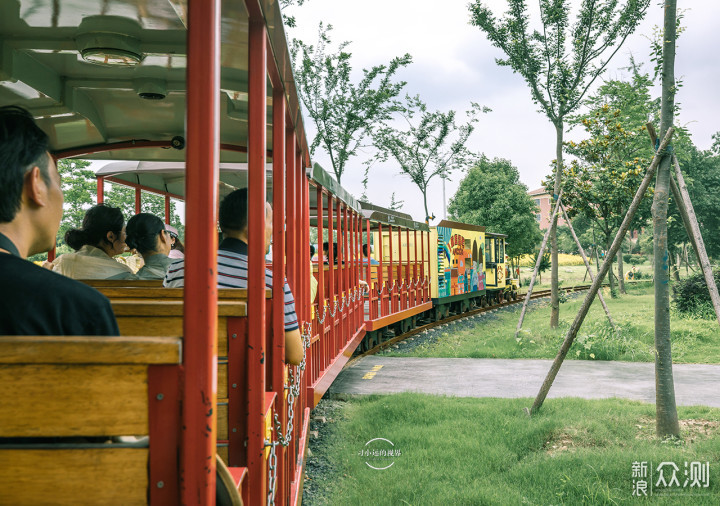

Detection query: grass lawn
xmin=310 ymin=395 xmax=720 ymax=505
xmin=382 ymin=283 xmax=720 ymax=363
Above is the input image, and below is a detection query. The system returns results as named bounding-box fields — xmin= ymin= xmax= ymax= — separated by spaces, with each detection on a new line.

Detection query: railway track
xmin=351 ymin=284 xmax=594 ymax=362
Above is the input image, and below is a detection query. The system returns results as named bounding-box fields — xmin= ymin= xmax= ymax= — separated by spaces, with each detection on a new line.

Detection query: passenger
xmin=166 ymin=224 xmax=185 ymax=259
xmin=321 ymin=241 xmax=330 ymax=264
xmin=0 ymin=106 xmax=118 ymax=335
xmin=164 ymin=188 xmax=303 ymax=365
xmin=52 ymin=204 xmax=137 ymax=280
xmin=310 ymin=244 xmax=318 ymax=302
xmin=362 ymin=243 xmax=379 ymax=265
xmin=125 ymin=213 xmax=174 ymax=280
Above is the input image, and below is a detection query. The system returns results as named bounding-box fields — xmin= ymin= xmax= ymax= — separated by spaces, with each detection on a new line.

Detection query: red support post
xmin=366 ymin=219 xmax=373 ymax=320
xmin=398 ymin=226 xmax=403 ymax=310
xmin=183 ymin=0 xmax=220 ymax=504
xmin=327 ymin=196 xmax=335 ymax=361
xmin=97 ymin=176 xmax=104 ymax=204
xmin=406 ymin=228 xmax=411 ymax=308
xmin=316 ymin=187 xmax=325 ymax=373
xmin=135 ymin=187 xmax=141 ymax=214
xmin=427 ymin=230 xmax=432 ymax=300
xmin=165 ymin=195 xmax=171 ymax=224
xmin=247 ymin=18 xmax=268 ymax=506
xmin=414 ymin=230 xmax=418 ymax=305
xmin=286 ymin=137 xmax=297 ymax=294
xmin=388 ymin=225 xmax=394 ymax=314
xmin=271 ymin=87 xmax=287 ymax=506
xmin=378 ymin=223 xmax=385 ymax=317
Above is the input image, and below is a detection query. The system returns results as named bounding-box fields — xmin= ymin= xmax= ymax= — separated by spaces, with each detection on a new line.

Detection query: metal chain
xmin=376 ymin=282 xmax=386 ymax=295
xmin=274 ymin=323 xmax=312 ymax=447
xmin=328 ymin=298 xmax=338 ymax=317
xmin=266 ymin=439 xmax=278 ymax=505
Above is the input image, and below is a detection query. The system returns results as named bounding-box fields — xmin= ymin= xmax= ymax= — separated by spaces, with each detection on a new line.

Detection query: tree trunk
xmin=530 ymin=126 xmax=675 ymax=415
xmin=618 ymin=244 xmax=626 ymax=294
xmin=653 ymin=0 xmax=680 ymax=439
xmin=672 ymin=251 xmax=681 ymax=281
xmin=550 ymin=121 xmax=563 ymax=328
xmin=606 ymin=237 xmax=616 ymax=295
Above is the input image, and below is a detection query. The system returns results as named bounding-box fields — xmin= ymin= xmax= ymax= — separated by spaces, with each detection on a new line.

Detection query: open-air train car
xmin=0 ymin=1 xmax=318 ymax=504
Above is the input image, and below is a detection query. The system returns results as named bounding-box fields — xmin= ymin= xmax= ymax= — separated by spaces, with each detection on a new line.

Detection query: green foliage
xmin=468 ymin=0 xmax=650 ymax=124
xmin=292 ymin=23 xmax=412 ymax=184
xmin=279 ymin=0 xmax=309 ymax=29
xmin=672 ymin=268 xmax=720 ymax=320
xmin=530 ymin=249 xmax=551 ymax=282
xmin=373 ymin=95 xmax=487 ymax=222
xmin=57 ymin=159 xmax=96 ymax=245
xmin=448 ymin=155 xmax=541 ymax=259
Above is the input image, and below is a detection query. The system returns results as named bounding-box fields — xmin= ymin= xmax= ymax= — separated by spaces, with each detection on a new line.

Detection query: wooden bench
xmin=0 ymin=335 xmax=182 ymax=505
xmin=81 ymin=279 xmax=163 ymax=288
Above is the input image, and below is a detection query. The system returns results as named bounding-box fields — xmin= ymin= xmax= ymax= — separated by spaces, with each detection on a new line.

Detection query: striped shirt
xmin=163 ymin=237 xmax=298 ymax=331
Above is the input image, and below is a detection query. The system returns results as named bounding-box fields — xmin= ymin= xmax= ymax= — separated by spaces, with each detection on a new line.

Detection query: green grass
xmin=313 ymin=394 xmax=720 ymax=505
xmin=312 ymin=395 xmax=720 ymax=505
xmin=382 ymin=283 xmax=720 ymax=363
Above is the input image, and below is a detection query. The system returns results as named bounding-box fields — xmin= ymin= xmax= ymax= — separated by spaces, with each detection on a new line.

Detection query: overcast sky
xmin=286 ymin=0 xmax=720 ymax=224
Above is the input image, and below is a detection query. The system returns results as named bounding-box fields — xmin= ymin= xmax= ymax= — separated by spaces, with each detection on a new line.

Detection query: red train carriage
xmin=360 ymin=202 xmax=432 ymax=350
xmin=308 ymin=164 xmax=367 ymax=405
xmin=0 ymin=1 xmax=319 ymax=504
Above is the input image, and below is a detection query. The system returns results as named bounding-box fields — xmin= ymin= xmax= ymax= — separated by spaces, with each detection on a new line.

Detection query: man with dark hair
xmin=0 ymin=106 xmax=119 ymax=335
xmin=164 ymin=188 xmax=303 ymax=365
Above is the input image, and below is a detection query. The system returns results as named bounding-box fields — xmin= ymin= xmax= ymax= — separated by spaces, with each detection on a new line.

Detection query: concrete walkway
xmin=328 ymin=357 xmax=720 ymax=407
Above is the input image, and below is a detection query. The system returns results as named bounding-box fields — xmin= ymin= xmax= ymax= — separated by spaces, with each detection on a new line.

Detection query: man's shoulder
xmin=3 ymin=255 xmax=112 ymax=306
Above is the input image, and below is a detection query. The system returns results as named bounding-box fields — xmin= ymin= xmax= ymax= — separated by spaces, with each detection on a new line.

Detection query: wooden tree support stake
xmin=515 ymin=190 xmax=562 ymax=339
xmin=559 ymin=202 xmax=616 ymax=331
xmin=529 ymin=126 xmax=675 ymax=415
xmin=647 ymin=124 xmax=720 ymax=327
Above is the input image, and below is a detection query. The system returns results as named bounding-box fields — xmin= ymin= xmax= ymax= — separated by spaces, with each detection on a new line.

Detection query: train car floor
xmin=328 ymin=357 xmax=720 ymax=408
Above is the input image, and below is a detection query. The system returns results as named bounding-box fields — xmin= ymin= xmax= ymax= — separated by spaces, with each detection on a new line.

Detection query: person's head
xmin=362 ymin=243 xmax=369 ymax=257
xmin=125 ymin=213 xmax=171 ymax=258
xmin=165 ymin=224 xmax=184 ymax=253
xmin=65 ymin=204 xmax=127 ymax=257
xmin=219 ymin=188 xmax=272 ymax=253
xmin=310 ymin=244 xmax=316 ymax=258
xmin=322 ymin=242 xmax=329 ymax=253
xmin=0 ymin=106 xmax=62 ymax=256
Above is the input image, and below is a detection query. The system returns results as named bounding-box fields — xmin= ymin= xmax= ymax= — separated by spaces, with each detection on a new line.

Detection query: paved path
xmin=328 ymin=357 xmax=720 ymax=407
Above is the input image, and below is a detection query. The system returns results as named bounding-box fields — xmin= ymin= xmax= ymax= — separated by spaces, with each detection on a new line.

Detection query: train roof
xmin=358 ymin=201 xmax=429 ymax=231
xmin=434 ymin=220 xmax=486 ymax=233
xmin=0 ymin=0 xmax=309 ymax=163
xmin=96 ymin=160 xmax=275 ymax=201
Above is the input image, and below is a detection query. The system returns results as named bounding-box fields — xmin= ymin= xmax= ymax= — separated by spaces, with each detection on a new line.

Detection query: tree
xmin=103 ymin=183 xmax=184 ymax=238
xmin=530 ymin=249 xmax=551 ymax=283
xmin=57 ymin=159 xmax=96 ymax=247
xmin=448 ymin=155 xmax=542 ymax=270
xmin=469 ymin=0 xmax=650 ymax=327
xmin=553 ymin=68 xmax=658 ymax=295
xmin=373 ymin=95 xmax=486 ymax=222
xmin=653 ymin=0 xmax=680 ymax=438
xmin=279 ymin=0 xmax=309 ymax=29
xmin=292 ymin=23 xmax=412 ymax=184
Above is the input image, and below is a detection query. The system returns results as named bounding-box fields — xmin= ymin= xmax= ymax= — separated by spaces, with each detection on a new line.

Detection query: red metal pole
xmin=247 ymin=18 xmax=268 ymax=506
xmin=134 ymin=187 xmax=141 ymax=214
xmin=183 ymin=0 xmax=220 ymax=504
xmin=427 ymin=230 xmax=431 ymax=300
xmin=327 ymin=196 xmax=335 ymax=362
xmin=271 ymin=87 xmax=287 ymax=506
xmin=97 ymin=176 xmax=104 ymax=204
xmin=316 ymin=187 xmax=325 ymax=374
xmin=286 ymin=140 xmax=297 ymax=294
xmin=414 ymin=230 xmax=418 ymax=305
xmin=378 ymin=223 xmax=384 ymax=317
xmin=165 ymin=195 xmax=171 ymax=224
xmin=398 ymin=226 xmax=403 ymax=310
xmin=366 ymin=218 xmax=373 ymax=320
xmin=406 ymin=228 xmax=411 ymax=308
xmin=388 ymin=225 xmax=395 ymax=314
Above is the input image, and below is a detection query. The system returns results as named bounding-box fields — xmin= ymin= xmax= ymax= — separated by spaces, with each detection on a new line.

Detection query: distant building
xmin=528 ymin=187 xmax=567 ymax=230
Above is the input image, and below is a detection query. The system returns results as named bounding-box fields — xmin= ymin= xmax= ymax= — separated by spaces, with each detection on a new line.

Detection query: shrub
xmin=672 ymin=268 xmax=720 ymax=319
xmin=627 ymin=255 xmax=647 ymax=265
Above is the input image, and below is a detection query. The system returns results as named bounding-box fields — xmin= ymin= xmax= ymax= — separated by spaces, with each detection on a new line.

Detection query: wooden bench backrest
xmin=81 ymin=279 xmax=164 ymax=288
xmin=0 ymin=335 xmax=181 ymax=505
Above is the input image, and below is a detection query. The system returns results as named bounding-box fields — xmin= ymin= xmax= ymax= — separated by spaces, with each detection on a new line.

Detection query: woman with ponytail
xmin=125 ymin=213 xmax=173 ymax=279
xmin=53 ymin=204 xmax=136 ymax=279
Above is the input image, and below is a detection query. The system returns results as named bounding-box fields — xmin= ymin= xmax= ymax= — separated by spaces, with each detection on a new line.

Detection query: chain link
xmin=266 ymin=438 xmax=278 ymax=505
xmin=267 ymin=322 xmax=312 ymax=504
